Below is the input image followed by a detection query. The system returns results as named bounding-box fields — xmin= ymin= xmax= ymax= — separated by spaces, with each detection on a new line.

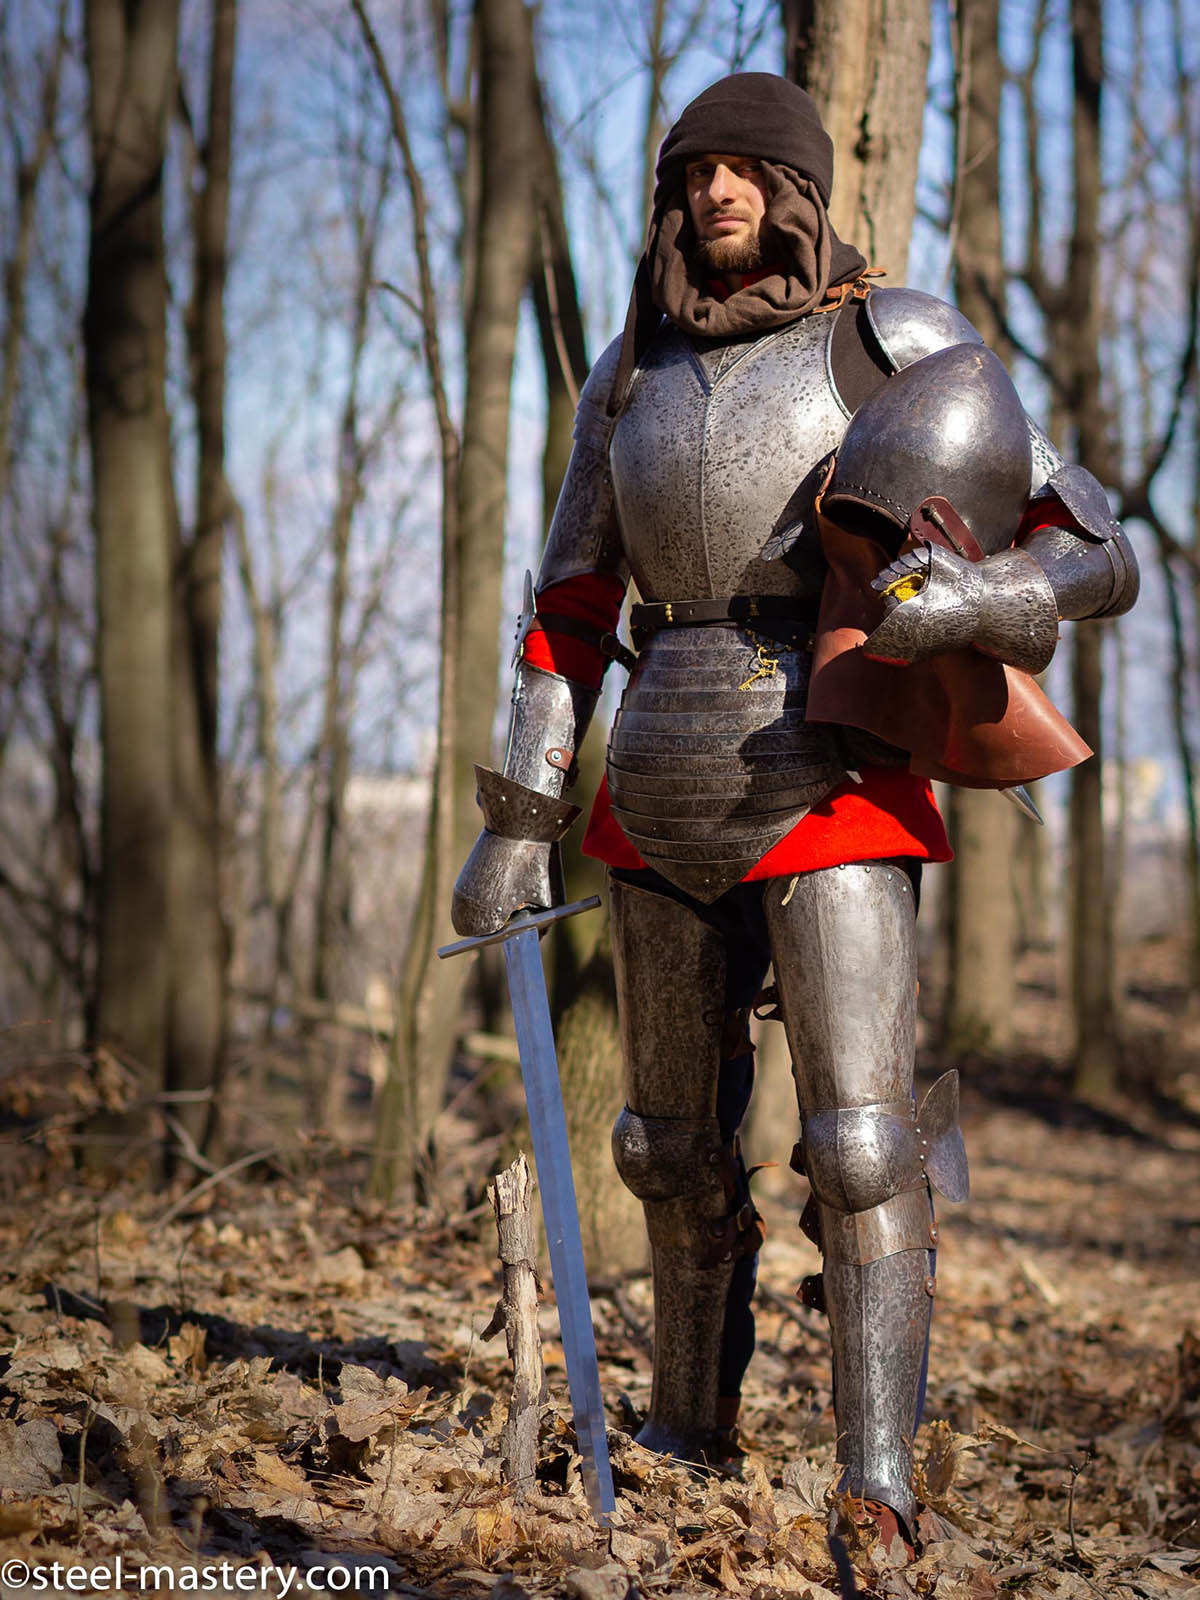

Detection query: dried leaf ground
xmin=1 ymin=954 xmax=1198 ymax=1598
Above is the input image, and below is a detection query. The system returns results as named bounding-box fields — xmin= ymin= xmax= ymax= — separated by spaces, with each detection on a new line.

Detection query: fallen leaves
xmin=0 ymin=1054 xmax=1198 ymax=1600
xmin=325 ymin=1362 xmax=430 ymax=1444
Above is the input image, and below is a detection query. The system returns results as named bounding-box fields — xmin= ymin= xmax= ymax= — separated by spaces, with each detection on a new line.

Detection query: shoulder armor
xmin=1033 ymin=461 xmax=1122 ymax=543
xmin=570 ymin=335 xmax=623 ymax=452
xmin=823 ymin=343 xmax=1031 ymax=556
xmin=865 ymin=286 xmax=985 ymax=372
xmin=1026 ymin=415 xmax=1065 ymax=494
xmin=536 ymin=336 xmax=628 ymax=592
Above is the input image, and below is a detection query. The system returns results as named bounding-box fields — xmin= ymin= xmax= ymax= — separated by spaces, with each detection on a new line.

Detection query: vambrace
xmin=1020 ymin=463 xmax=1140 ymax=621
xmin=450 ymin=663 xmax=598 ymax=938
xmin=1017 ymin=523 xmax=1140 ymax=621
xmin=501 ymin=661 xmax=599 ymax=798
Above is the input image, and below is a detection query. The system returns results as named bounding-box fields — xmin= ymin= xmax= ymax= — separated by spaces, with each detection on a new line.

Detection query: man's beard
xmin=695 ymin=228 xmax=766 ymax=274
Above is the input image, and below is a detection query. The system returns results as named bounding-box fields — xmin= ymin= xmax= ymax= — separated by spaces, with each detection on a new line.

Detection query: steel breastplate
xmin=609 ymin=313 xmax=850 ymax=599
xmin=605 ymin=316 xmax=852 ymax=902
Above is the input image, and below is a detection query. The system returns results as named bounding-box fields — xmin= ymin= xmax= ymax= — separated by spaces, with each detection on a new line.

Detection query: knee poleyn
xmin=801 ymin=1069 xmax=968 ymax=1215
xmin=802 ymin=1101 xmax=922 ymax=1215
xmin=611 ymin=1106 xmax=724 ymax=1202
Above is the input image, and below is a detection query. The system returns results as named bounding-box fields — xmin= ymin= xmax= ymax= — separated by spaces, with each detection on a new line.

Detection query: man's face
xmin=685 ymin=153 xmax=770 ymax=274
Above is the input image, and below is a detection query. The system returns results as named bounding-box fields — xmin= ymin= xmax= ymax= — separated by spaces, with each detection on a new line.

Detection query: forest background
xmin=1 ymin=0 xmax=1197 ymax=1186
xmin=0 ymin=0 xmax=1198 ymax=1594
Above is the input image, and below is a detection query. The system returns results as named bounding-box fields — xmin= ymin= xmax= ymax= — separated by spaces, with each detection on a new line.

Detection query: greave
xmin=820 ymin=1206 xmax=934 ymax=1534
xmin=764 ymin=866 xmax=967 ymax=1533
xmin=609 ymin=875 xmax=760 ymax=1460
xmin=639 ymin=1197 xmax=736 ymax=1456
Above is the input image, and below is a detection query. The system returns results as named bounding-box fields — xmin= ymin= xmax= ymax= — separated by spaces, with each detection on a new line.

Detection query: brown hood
xmin=607 ymin=72 xmax=870 ymax=414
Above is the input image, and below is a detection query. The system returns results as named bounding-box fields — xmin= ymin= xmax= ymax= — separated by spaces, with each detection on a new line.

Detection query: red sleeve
xmin=1016 ymin=495 xmax=1084 ymax=541
xmin=520 ymin=573 xmax=627 ymax=690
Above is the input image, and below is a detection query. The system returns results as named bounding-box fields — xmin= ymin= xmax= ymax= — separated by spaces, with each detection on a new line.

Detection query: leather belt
xmin=630 ymin=595 xmax=820 ymax=648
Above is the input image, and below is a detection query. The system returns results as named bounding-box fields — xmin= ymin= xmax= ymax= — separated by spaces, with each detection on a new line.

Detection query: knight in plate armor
xmin=451 ymin=73 xmax=1138 ymax=1546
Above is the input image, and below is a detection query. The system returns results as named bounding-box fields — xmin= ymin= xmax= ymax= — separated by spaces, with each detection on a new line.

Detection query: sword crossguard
xmin=437 ymin=896 xmax=602 ymax=961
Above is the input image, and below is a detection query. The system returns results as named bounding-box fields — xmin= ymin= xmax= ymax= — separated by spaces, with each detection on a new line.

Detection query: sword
xmin=438 ymin=897 xmax=616 ymax=1521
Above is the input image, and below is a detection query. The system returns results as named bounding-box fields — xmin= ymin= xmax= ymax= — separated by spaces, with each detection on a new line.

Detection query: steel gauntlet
xmin=865 ymin=542 xmax=1060 ymax=673
xmin=450 ymin=664 xmax=599 ymax=938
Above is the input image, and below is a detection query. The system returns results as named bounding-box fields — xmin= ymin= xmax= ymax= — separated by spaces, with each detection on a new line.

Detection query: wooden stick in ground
xmin=486 ymin=1153 xmax=545 ymax=1497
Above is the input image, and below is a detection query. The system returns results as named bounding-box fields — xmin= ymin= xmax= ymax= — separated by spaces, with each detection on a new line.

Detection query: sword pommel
xmin=437 ymin=896 xmax=602 ymax=960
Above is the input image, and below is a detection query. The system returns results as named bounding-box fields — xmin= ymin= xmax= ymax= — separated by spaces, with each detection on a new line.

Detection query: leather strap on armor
xmin=525 ymin=612 xmax=638 ymax=672
xmin=700 ymin=1136 xmax=768 ymax=1269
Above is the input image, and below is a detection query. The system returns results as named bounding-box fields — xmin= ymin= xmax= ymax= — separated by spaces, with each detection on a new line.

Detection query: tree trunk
xmin=85 ymin=0 xmax=180 ymax=1140
xmin=941 ymin=787 xmax=1017 ymax=1054
xmin=1065 ymin=0 xmax=1118 ymax=1098
xmin=0 ymin=0 xmax=69 ymax=514
xmin=782 ymin=0 xmax=932 ymax=275
xmin=943 ymin=0 xmax=1018 ymax=1056
xmin=521 ymin=31 xmax=637 ymax=1261
xmin=174 ymin=0 xmax=237 ymax=1152
xmin=524 ymin=40 xmax=604 ymax=1011
xmin=487 ymin=1154 xmax=545 ymax=1495
xmin=409 ymin=0 xmax=540 ymax=1178
xmin=361 ymin=0 xmax=537 ymax=1197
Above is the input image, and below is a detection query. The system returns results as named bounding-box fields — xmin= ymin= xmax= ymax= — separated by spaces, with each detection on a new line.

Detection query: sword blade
xmin=503 ymin=926 xmax=616 ymax=1520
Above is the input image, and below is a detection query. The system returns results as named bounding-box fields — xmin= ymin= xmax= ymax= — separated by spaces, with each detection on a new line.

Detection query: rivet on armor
xmin=928 ymin=1223 xmax=939 ymax=1245
xmin=925 ymin=1276 xmax=937 ymax=1297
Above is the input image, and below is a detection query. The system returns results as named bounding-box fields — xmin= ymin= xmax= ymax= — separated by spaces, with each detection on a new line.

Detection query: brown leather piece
xmin=910 ymin=495 xmax=985 ymax=563
xmin=806 ymin=507 xmax=1091 ymax=786
xmin=698 ymin=1141 xmax=768 ymax=1269
xmin=857 ymin=1497 xmax=917 ymax=1561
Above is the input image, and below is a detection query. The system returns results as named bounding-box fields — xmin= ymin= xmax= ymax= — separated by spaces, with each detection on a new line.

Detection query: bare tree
xmin=0 ymin=0 xmax=93 ymax=1033
xmin=172 ymin=0 xmax=238 ymax=1150
xmin=942 ymin=0 xmax=1019 ymax=1056
xmin=782 ymin=0 xmax=931 ymax=273
xmin=0 ymin=0 xmax=70 ymax=515
xmin=85 ymin=0 xmax=181 ymax=1141
xmin=1060 ymin=0 xmax=1116 ymax=1097
xmin=358 ymin=0 xmax=541 ymax=1196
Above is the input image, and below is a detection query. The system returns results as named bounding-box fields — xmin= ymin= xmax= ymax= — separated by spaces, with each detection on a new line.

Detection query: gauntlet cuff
xmin=974 ymin=548 xmax=1060 ymax=674
xmin=475 ymin=766 xmax=581 ymax=842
